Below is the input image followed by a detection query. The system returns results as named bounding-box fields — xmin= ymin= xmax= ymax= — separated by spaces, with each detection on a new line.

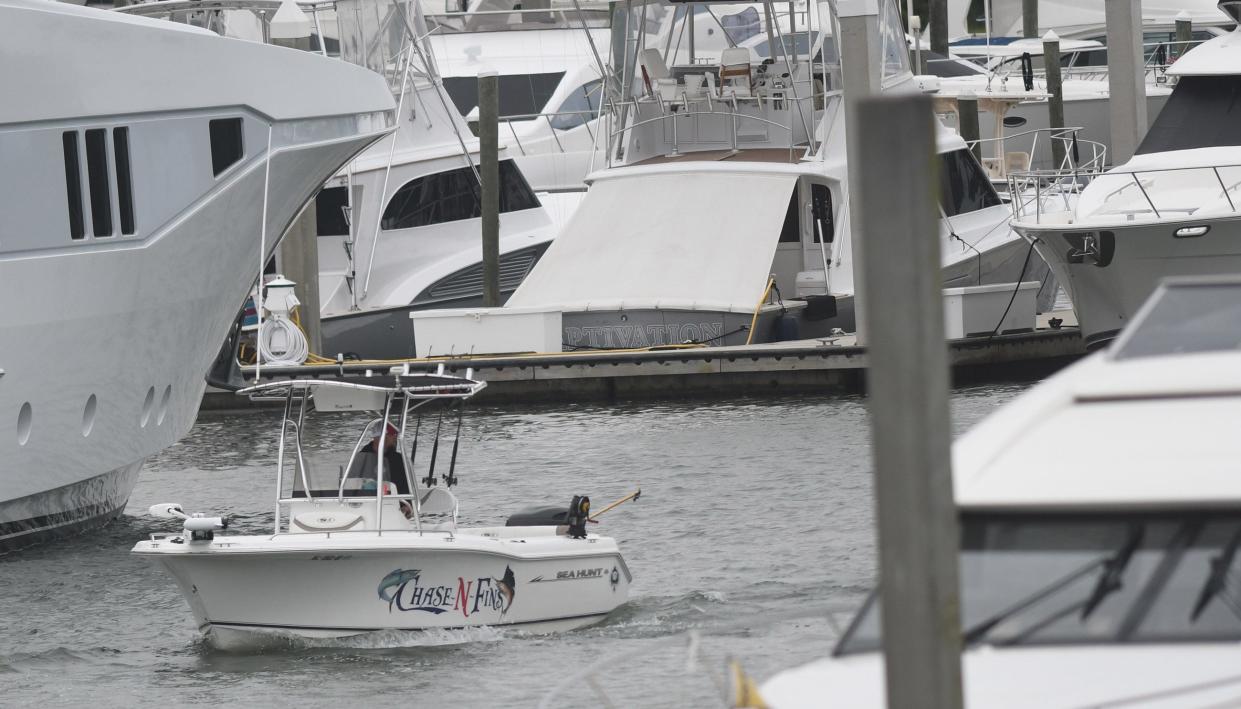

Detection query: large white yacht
xmin=120 ymin=0 xmax=563 ymax=360
xmin=0 ymin=0 xmax=394 ymax=551
xmin=502 ymin=0 xmax=1044 ymax=348
xmin=761 ymin=275 xmax=1241 ymax=707
xmin=1010 ymin=4 xmax=1241 ymax=348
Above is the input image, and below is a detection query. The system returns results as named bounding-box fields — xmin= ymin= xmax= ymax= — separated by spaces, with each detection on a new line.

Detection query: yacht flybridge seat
xmin=719 ymin=47 xmax=754 ymax=98
xmin=133 ymin=370 xmax=633 ymax=645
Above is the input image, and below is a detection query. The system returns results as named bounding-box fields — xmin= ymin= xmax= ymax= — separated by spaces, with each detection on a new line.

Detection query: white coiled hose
xmin=257 ymin=316 xmax=309 ymax=366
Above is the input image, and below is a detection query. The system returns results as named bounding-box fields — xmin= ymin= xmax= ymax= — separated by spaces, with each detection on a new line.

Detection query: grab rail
xmin=1008 ymin=162 xmax=1241 ymax=224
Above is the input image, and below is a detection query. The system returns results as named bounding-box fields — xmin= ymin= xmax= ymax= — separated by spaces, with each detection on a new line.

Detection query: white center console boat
xmin=133 ymin=371 xmax=631 ymax=646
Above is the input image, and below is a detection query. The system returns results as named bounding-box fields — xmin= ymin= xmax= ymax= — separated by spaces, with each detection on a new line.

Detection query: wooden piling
xmin=479 ymin=70 xmax=501 ymax=307
xmin=1043 ymin=31 xmax=1067 ymax=168
xmin=855 ymin=93 xmax=964 ymax=709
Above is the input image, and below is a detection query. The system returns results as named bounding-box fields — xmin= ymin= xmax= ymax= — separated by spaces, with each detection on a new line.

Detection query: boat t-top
xmin=133 ymin=369 xmax=632 ymax=647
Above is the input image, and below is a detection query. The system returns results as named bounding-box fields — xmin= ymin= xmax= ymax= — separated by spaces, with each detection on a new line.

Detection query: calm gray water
xmin=0 ymin=383 xmax=1030 ymax=707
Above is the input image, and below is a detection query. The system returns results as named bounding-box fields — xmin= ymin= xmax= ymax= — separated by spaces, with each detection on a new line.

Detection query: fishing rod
xmin=589 ymin=488 xmax=641 ymax=522
xmin=423 ymin=405 xmax=444 ymax=488
xmin=444 ymin=401 xmax=464 ymax=487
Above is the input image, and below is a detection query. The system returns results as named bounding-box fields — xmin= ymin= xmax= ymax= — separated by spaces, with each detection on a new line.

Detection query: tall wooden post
xmin=856 ymin=92 xmax=964 ymax=709
xmin=1044 ymin=30 xmax=1067 ymax=168
xmin=479 ymin=70 xmax=501 ymax=307
xmin=1105 ymin=0 xmax=1148 ymax=164
xmin=838 ymin=0 xmax=883 ymax=346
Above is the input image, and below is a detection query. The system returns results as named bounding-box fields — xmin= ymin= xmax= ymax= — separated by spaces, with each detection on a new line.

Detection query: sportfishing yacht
xmin=423 ymin=0 xmax=612 ymax=197
xmin=0 ymin=0 xmax=394 ymax=551
xmin=134 ymin=372 xmax=632 ymax=647
xmin=501 ymin=0 xmax=1043 ymax=348
xmin=1010 ymin=6 xmax=1241 ymax=348
xmin=760 ymin=276 xmax=1241 ymax=707
xmin=121 ymin=0 xmax=562 ymax=360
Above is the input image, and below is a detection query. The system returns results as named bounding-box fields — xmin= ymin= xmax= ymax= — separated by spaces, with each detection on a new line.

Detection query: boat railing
xmin=966 ymin=126 xmax=1106 ymax=181
xmin=606 ymin=92 xmax=818 ymax=167
xmin=975 ymin=38 xmax=1204 ymax=86
xmin=422 ymin=6 xmax=610 ymax=34
xmin=1008 ymin=162 xmax=1241 ymax=224
xmin=494 ymin=109 xmax=602 ymax=156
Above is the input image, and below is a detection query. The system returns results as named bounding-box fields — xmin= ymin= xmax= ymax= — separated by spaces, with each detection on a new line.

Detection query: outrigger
xmin=133 ymin=368 xmax=632 ymax=647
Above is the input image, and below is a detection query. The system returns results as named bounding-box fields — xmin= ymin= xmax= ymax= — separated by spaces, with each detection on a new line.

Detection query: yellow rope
xmin=744 ymin=276 xmax=776 ymax=346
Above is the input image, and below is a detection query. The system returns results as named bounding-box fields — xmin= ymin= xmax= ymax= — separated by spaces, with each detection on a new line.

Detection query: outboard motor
xmin=566 ymin=495 xmax=590 ymax=539
xmin=506 ymin=505 xmax=569 ymax=526
xmin=505 ymin=495 xmax=593 ymax=536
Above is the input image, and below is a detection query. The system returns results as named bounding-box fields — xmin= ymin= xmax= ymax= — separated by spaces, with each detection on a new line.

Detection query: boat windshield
xmin=835 ymin=511 xmax=1241 ymax=655
xmin=1111 ymin=280 xmax=1241 ymax=361
xmin=1137 ymin=76 xmax=1241 ymax=155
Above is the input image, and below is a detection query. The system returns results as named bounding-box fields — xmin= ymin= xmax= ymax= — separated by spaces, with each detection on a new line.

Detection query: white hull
xmin=135 ymin=528 xmax=630 ymax=643
xmin=1016 ymin=216 xmax=1241 ymax=347
xmin=0 ymin=0 xmax=394 ymax=551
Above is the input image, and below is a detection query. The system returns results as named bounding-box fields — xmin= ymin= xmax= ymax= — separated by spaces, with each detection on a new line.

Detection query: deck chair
xmin=719 ymin=47 xmax=753 ymax=98
xmin=417 ymin=486 xmax=459 ymax=532
xmin=640 ymin=48 xmax=671 ymax=97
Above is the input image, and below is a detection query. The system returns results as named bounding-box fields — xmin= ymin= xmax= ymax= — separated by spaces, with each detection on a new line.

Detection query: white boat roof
xmin=763 ymin=643 xmax=1241 ymax=708
xmin=506 ymin=163 xmax=806 ymax=314
xmin=950 ymin=37 xmax=1102 ymax=58
xmin=1113 ymin=145 xmax=1241 ymax=172
xmin=953 ymin=277 xmax=1241 ymax=511
xmin=1169 ymin=24 xmax=1241 ymax=76
xmin=2 ymin=0 xmax=394 ymax=124
xmin=988 ymin=0 xmax=1233 ymax=38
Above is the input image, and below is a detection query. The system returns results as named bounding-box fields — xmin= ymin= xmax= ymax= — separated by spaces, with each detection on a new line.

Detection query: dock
xmin=202 ymin=318 xmax=1084 ymax=408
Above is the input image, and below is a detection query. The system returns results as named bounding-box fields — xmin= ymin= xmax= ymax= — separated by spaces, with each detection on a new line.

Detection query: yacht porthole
xmin=16 ymin=402 xmax=32 ymax=446
xmin=156 ymin=385 xmax=171 ymax=426
xmin=140 ymin=386 xmax=155 ymax=427
xmin=82 ymin=394 xmax=97 ymax=437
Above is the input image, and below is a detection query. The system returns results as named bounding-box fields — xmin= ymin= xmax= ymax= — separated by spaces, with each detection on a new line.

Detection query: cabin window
xmin=778 ymin=187 xmax=799 ymax=243
xmin=923 ymin=50 xmax=984 ymax=77
xmin=811 ymin=184 xmax=833 ymax=243
xmin=836 ymin=511 xmax=1241 ymax=655
xmin=316 ymin=186 xmax=351 ymax=237
xmin=114 ymin=127 xmax=135 ymax=235
xmin=442 ymin=72 xmax=565 ymax=118
xmin=381 ymin=160 xmax=541 ymax=231
xmin=717 ymin=7 xmax=761 ymax=44
xmin=209 ymin=118 xmax=244 ymax=176
xmin=84 ymin=128 xmax=113 ymax=237
xmin=938 ymin=148 xmax=1001 ymax=217
xmin=1138 ymin=76 xmax=1241 ymax=155
xmin=62 ymin=131 xmax=85 ymax=240
xmin=549 ymin=80 xmax=603 ymax=130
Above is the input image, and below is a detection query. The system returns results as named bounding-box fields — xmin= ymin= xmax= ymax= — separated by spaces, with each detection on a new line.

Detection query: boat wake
xmin=206 ymin=625 xmax=507 ymax=652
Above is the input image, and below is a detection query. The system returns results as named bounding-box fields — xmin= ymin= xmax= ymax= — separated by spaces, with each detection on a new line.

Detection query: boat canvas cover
xmin=983 ymin=0 xmax=1230 ymax=37
xmin=507 ymin=170 xmax=798 ymax=314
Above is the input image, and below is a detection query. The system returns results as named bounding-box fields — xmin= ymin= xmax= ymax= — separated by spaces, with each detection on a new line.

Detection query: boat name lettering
xmin=531 ymin=567 xmax=608 ymax=583
xmin=310 ymin=554 xmax=351 ymax=561
xmin=378 ymin=567 xmax=516 ymax=618
xmin=564 ymin=322 xmax=724 ymax=349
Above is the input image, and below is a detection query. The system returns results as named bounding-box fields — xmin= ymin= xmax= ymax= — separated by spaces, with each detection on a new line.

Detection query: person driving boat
xmin=348 ymin=422 xmax=412 ymax=516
